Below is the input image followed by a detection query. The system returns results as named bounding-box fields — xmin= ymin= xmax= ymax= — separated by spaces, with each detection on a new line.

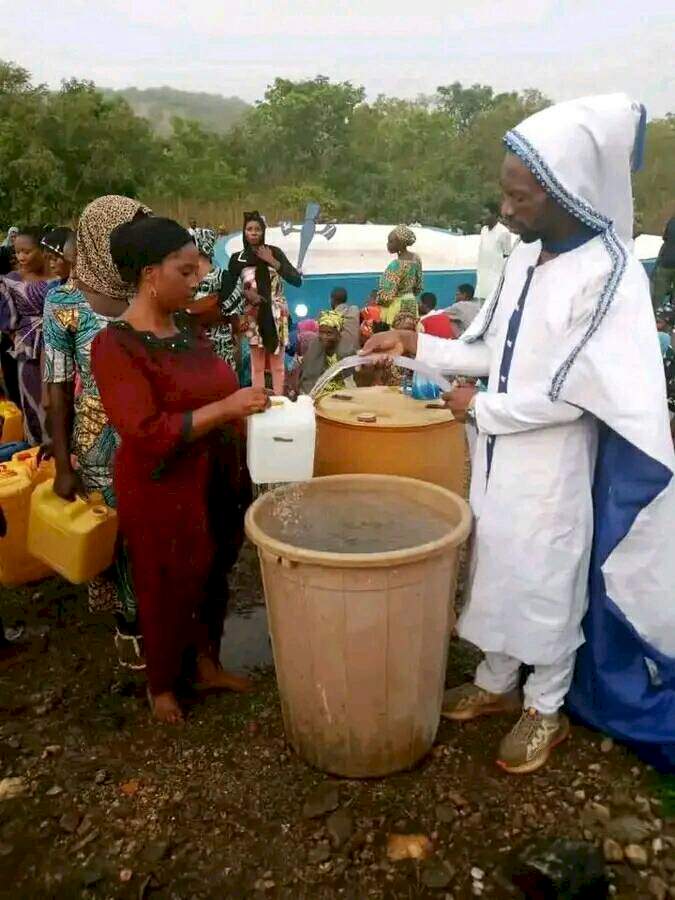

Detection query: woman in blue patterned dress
xmin=43 ymin=195 xmax=151 ymax=665
xmin=187 ymin=227 xmax=245 ymax=367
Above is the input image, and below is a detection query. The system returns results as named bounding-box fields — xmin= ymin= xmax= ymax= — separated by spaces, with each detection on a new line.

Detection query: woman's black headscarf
xmin=228 ymin=211 xmax=278 ymax=354
xmin=110 ymin=217 xmax=193 ymax=285
xmin=41 ymin=227 xmax=74 ymax=257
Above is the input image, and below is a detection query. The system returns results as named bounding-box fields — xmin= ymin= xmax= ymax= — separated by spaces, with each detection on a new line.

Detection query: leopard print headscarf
xmin=74 ymin=195 xmax=152 ymax=300
xmin=391 ymin=224 xmax=417 ymax=247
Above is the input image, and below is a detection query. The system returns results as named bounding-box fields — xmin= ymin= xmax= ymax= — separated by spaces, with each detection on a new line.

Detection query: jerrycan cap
xmin=84 ymin=492 xmax=109 ymax=517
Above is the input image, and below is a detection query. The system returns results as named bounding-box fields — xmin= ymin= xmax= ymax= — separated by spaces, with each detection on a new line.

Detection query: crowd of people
xmin=0 ymin=91 xmax=674 ymax=770
xmin=0 ymin=200 xmax=482 ymax=724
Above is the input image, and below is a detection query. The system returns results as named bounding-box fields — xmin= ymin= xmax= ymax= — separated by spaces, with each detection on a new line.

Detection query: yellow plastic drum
xmin=28 ymin=480 xmax=118 ymax=584
xmin=314 ymin=386 xmax=468 ymax=497
xmin=0 ymin=400 xmax=24 ymax=444
xmin=0 ymin=463 xmax=53 ymax=586
xmin=12 ymin=446 xmax=56 ymax=485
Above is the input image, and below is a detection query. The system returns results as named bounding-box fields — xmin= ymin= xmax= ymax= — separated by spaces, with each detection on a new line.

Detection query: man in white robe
xmin=363 ymin=94 xmax=675 ymax=774
xmin=474 ymin=202 xmax=513 ymax=301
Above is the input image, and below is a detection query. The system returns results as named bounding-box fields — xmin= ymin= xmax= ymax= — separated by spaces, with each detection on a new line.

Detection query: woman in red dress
xmin=91 ymin=217 xmax=269 ymax=724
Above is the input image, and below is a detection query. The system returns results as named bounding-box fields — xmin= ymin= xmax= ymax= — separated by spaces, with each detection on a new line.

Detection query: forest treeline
xmin=1 ymin=61 xmax=672 ymax=233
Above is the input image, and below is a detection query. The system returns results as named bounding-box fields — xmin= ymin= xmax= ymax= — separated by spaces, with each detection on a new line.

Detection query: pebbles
xmin=386 ymin=833 xmax=433 ymax=861
xmin=58 ymin=811 xmax=81 ymax=833
xmin=647 ymin=876 xmax=668 ymax=900
xmin=45 ymin=785 xmax=64 ymax=797
xmin=4 ymin=543 xmax=674 ymax=900
xmin=624 ymin=843 xmax=649 ymax=868
xmin=606 ymin=815 xmax=652 ymax=844
xmin=421 ymin=860 xmax=454 ymax=889
xmin=326 ymin=808 xmax=353 ymax=848
xmin=603 ymin=838 xmax=624 ymax=863
xmin=0 ymin=777 xmax=28 ymax=800
xmin=302 ymin=783 xmax=339 ymax=819
xmin=435 ymin=803 xmax=458 ymax=823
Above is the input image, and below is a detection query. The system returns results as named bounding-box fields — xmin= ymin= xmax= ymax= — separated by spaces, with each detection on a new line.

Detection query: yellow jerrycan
xmin=0 ymin=463 xmax=53 ymax=586
xmin=0 ymin=400 xmax=24 ymax=443
xmin=28 ymin=480 xmax=118 ymax=584
xmin=12 ymin=446 xmax=56 ymax=485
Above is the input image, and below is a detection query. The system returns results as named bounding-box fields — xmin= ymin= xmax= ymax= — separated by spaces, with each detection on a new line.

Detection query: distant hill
xmin=105 ymin=86 xmax=249 ymax=135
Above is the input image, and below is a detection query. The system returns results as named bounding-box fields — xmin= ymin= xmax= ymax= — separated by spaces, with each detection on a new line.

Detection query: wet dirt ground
xmin=1 ymin=542 xmax=673 ymax=899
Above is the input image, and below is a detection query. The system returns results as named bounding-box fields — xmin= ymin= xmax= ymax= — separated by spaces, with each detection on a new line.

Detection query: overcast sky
xmin=1 ymin=0 xmax=673 ymax=115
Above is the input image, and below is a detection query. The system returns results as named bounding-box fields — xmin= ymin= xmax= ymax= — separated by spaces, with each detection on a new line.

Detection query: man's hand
xmin=360 ymin=329 xmax=417 ymax=360
xmin=53 ymin=467 xmax=87 ymax=502
xmin=442 ymin=384 xmax=477 ymax=422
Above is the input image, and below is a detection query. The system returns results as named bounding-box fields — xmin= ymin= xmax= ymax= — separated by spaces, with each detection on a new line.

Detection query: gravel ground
xmin=0 ymin=547 xmax=673 ymax=899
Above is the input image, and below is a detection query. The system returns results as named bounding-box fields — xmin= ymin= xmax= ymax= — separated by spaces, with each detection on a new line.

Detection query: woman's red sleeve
xmin=91 ymin=327 xmax=189 ymax=460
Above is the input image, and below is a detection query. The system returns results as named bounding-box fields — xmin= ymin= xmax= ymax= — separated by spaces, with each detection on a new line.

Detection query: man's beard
xmin=502 ymin=217 xmax=543 ymax=244
xmin=518 ymin=230 xmax=543 ymax=244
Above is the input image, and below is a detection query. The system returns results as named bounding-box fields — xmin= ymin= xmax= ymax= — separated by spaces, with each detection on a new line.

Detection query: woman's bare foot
xmin=148 ymin=690 xmax=184 ymax=724
xmin=195 ymin=655 xmax=254 ymax=693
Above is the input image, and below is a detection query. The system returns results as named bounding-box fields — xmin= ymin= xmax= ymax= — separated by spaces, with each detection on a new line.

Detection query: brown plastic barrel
xmin=245 ymin=474 xmax=472 ymax=777
xmin=314 ymin=386 xmax=468 ymax=497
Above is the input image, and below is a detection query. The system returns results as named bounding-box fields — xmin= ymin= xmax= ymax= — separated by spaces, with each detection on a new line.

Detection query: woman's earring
xmin=150 ymin=285 xmax=158 ymax=300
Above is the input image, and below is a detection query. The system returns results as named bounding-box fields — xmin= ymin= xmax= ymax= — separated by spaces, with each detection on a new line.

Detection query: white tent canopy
xmin=223 ymin=224 xmax=662 ymax=276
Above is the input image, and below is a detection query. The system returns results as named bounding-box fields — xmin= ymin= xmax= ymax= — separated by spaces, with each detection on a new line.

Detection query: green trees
xmin=152 ymin=118 xmax=244 ymax=203
xmin=634 ymin=115 xmax=675 ymax=231
xmin=0 ymin=63 xmax=157 ymax=224
xmin=0 ymin=60 xmax=672 ymax=234
xmin=227 ymin=77 xmax=365 ymax=187
xmin=223 ymin=79 xmax=552 ymax=229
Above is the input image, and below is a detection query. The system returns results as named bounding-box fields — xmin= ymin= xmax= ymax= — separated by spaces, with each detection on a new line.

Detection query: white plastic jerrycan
xmin=247 ymin=395 xmax=316 ymax=485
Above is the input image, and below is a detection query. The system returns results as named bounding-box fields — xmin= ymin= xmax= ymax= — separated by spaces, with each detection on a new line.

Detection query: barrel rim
xmin=244 ymin=474 xmax=472 ymax=569
xmin=314 ymin=412 xmax=461 ymax=432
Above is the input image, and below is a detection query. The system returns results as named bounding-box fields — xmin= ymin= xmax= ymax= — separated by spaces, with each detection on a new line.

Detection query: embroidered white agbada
xmin=418 ymin=94 xmax=675 ymax=768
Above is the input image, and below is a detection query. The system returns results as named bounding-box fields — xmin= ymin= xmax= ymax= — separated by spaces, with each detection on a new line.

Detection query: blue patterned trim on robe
xmin=502 ymin=130 xmax=627 ymax=401
xmin=504 ymin=130 xmax=611 ymax=232
xmin=550 ymin=228 xmax=627 ymax=401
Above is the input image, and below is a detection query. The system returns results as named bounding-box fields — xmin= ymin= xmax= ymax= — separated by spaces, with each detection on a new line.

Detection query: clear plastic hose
xmin=309 ymin=355 xmax=454 ymax=400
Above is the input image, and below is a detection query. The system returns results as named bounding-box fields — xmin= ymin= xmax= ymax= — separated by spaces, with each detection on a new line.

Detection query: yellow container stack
xmin=12 ymin=447 xmax=56 ymax=485
xmin=0 ymin=400 xmax=24 ymax=443
xmin=0 ymin=463 xmax=53 ymax=586
xmin=28 ymin=481 xmax=118 ymax=584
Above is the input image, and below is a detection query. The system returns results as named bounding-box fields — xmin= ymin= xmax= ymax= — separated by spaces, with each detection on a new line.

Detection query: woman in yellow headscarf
xmin=377 ymin=225 xmax=423 ymax=325
xmin=294 ymin=308 xmax=346 ymax=398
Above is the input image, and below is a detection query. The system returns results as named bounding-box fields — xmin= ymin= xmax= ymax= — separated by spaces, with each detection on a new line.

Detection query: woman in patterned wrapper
xmin=187 ymin=228 xmax=245 ymax=369
xmin=43 ymin=195 xmax=152 ymax=669
xmin=0 ymin=226 xmax=54 ymax=445
xmin=376 ymin=225 xmax=423 ymax=326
